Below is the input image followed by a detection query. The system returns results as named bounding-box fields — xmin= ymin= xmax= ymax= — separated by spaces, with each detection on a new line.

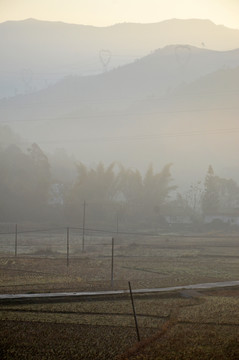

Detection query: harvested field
xmin=0 ymin=233 xmax=239 ymax=294
xmin=1 ymin=231 xmax=239 ymax=359
xmin=0 ymin=288 xmax=239 ymax=359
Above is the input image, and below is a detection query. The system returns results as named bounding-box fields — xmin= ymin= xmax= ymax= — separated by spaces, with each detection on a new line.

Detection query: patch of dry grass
xmin=1 ymin=289 xmax=239 ymax=359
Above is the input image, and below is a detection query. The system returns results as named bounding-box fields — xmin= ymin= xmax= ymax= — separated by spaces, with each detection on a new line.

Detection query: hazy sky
xmin=0 ymin=0 xmax=239 ymax=28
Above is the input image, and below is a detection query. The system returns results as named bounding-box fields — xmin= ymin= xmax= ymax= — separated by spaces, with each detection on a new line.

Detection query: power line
xmin=34 ymin=127 xmax=239 ymax=145
xmin=0 ymin=105 xmax=239 ymax=125
xmin=2 ymin=87 xmax=239 ymax=109
xmin=0 ymin=227 xmax=65 ymax=235
xmin=1 ymin=225 xmax=238 ymax=239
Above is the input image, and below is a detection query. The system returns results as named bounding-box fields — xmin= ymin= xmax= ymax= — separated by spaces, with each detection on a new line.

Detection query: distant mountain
xmin=0 ymin=45 xmax=238 ymax=184
xmin=1 ymin=18 xmax=239 ymax=98
xmin=1 ymin=45 xmax=239 ymax=121
xmin=124 ymin=65 xmax=239 ymax=184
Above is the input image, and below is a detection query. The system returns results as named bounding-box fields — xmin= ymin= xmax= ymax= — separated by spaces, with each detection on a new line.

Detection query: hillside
xmin=1 ymin=18 xmax=239 ymax=98
xmin=0 ymin=47 xmax=238 ymax=184
xmin=1 ymin=45 xmax=239 ymax=120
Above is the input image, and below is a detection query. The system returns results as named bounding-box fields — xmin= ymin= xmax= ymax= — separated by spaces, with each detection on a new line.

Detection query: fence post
xmin=82 ymin=200 xmax=86 ymax=252
xmin=128 ymin=281 xmax=140 ymax=342
xmin=15 ymin=224 xmax=18 ymax=257
xmin=111 ymin=237 xmax=114 ymax=288
xmin=67 ymin=227 xmax=70 ymax=267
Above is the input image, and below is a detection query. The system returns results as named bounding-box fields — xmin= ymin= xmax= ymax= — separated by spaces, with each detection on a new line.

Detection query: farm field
xmin=0 ymin=231 xmax=239 ymax=359
xmin=119 ymin=287 xmax=239 ymax=360
xmin=0 ymin=232 xmax=239 ymax=294
xmin=0 ymin=288 xmax=239 ymax=359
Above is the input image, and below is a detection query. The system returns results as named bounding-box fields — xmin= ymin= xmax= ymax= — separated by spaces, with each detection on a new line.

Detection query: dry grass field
xmin=0 ymin=233 xmax=239 ymax=293
xmin=0 ymin=288 xmax=239 ymax=359
xmin=0 ymin=232 xmax=239 ymax=359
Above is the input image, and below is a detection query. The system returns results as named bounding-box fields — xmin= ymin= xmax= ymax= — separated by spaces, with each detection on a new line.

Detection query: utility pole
xmin=128 ymin=281 xmax=140 ymax=342
xmin=116 ymin=213 xmax=119 ymax=234
xmin=111 ymin=237 xmax=114 ymax=288
xmin=82 ymin=200 xmax=86 ymax=252
xmin=15 ymin=224 xmax=18 ymax=257
xmin=66 ymin=227 xmax=70 ymax=267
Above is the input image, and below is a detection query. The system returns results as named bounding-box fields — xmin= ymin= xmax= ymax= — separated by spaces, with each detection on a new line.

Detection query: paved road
xmin=0 ymin=280 xmax=239 ymax=300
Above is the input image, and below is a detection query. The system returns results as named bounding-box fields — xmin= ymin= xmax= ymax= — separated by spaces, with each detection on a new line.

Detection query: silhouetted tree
xmin=0 ymin=143 xmax=51 ymax=221
xmin=202 ymin=165 xmax=239 ymax=215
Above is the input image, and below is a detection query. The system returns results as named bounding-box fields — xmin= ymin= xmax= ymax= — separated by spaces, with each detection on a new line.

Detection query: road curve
xmin=0 ymin=280 xmax=239 ymax=300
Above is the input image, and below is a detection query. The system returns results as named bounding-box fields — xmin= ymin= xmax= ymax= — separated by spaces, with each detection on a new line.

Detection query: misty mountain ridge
xmin=1 ymin=44 xmax=239 ymax=121
xmin=1 ymin=44 xmax=239 ymax=185
xmin=1 ymin=18 xmax=239 ymax=98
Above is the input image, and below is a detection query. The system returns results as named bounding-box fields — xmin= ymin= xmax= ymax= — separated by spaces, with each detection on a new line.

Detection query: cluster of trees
xmin=65 ymin=162 xmax=176 ymax=228
xmin=173 ymin=165 xmax=239 ymax=230
xmin=0 ymin=143 xmax=51 ymax=221
xmin=202 ymin=165 xmax=239 ymax=215
xmin=0 ymin=131 xmax=177 ymax=226
xmin=1 ymin=126 xmax=239 ymax=229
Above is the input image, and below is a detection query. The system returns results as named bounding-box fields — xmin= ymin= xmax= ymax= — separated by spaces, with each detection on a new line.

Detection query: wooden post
xmin=15 ymin=224 xmax=18 ymax=257
xmin=82 ymin=201 xmax=86 ymax=252
xmin=128 ymin=281 xmax=140 ymax=342
xmin=111 ymin=237 xmax=114 ymax=288
xmin=67 ymin=227 xmax=70 ymax=267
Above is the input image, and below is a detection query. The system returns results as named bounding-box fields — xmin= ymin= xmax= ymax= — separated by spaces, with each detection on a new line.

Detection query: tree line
xmin=0 ymin=138 xmax=239 ymax=230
